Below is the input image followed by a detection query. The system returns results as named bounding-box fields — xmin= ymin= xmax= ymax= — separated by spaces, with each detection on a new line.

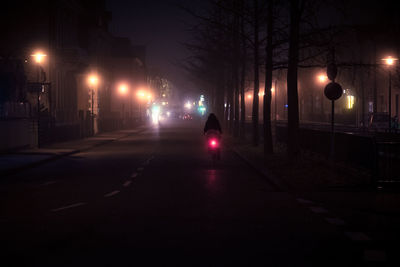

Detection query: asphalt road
xmin=0 ymin=119 xmax=366 ymax=266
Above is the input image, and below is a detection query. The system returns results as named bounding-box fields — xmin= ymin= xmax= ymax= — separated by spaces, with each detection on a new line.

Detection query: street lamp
xmin=88 ymin=74 xmax=99 ymax=135
xmin=31 ymin=51 xmax=47 ymax=65
xmin=317 ymin=74 xmax=328 ymax=83
xmin=382 ymin=56 xmax=398 ymax=132
xmin=31 ymin=51 xmax=47 ymax=148
xmin=317 ymin=73 xmax=328 ymax=120
xmin=136 ymin=89 xmax=152 ymax=122
xmin=118 ymin=83 xmax=129 ymax=125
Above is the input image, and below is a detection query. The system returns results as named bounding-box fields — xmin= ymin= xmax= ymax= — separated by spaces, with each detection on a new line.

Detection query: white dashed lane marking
xmin=51 ymin=202 xmax=87 ymax=212
xmin=345 ymin=232 xmax=371 ymax=241
xmin=325 ymin=217 xmax=346 ymax=226
xmin=104 ymin=190 xmax=120 ymax=197
xmin=131 ymin=173 xmax=138 ymax=178
xmin=309 ymin=207 xmax=328 ymax=214
xmin=123 ymin=181 xmax=132 ymax=187
xmin=137 ymin=167 xmax=144 ymax=171
xmin=364 ymin=250 xmax=387 ymax=262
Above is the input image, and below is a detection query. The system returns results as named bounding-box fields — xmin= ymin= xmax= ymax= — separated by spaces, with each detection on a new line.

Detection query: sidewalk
xmin=231 ymin=137 xmax=400 ymax=248
xmin=0 ymin=126 xmax=148 ymax=177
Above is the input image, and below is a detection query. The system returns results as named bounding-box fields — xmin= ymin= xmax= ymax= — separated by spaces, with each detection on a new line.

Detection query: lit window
xmin=347 ymin=95 xmax=355 ymax=109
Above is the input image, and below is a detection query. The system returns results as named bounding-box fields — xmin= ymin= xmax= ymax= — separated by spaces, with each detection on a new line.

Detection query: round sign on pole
xmin=324 ymin=82 xmax=343 ymax=101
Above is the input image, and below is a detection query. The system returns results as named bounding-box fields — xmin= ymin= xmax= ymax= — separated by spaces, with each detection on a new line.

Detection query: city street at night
xmin=0 ymin=119 xmax=387 ymax=266
xmin=2 ymin=0 xmax=400 ymax=266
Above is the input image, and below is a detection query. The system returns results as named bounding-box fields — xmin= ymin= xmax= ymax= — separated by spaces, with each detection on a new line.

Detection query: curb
xmin=232 ymin=147 xmax=290 ymax=192
xmin=0 ymin=128 xmax=147 ymax=178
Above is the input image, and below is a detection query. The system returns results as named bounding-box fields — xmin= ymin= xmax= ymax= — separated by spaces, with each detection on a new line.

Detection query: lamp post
xmin=317 ymin=74 xmax=328 ymax=121
xmin=118 ymin=83 xmax=129 ymax=127
xmin=136 ymin=89 xmax=152 ymax=123
xmin=88 ymin=74 xmax=99 ymax=135
xmin=31 ymin=51 xmax=47 ymax=148
xmin=382 ymin=56 xmax=398 ymax=132
xmin=275 ymin=80 xmax=278 ymax=121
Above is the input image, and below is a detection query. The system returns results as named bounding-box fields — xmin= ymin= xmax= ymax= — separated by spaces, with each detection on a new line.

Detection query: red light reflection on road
xmin=206 ymin=169 xmax=217 ymax=193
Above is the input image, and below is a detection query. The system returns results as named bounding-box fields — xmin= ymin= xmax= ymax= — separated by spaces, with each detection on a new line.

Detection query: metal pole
xmin=389 ymin=70 xmax=392 ymax=132
xmin=37 ymin=66 xmax=41 ymax=148
xmin=274 ymin=79 xmax=277 ymax=121
xmin=91 ymin=87 xmax=94 ymax=135
xmin=331 ymin=100 xmax=335 ymax=160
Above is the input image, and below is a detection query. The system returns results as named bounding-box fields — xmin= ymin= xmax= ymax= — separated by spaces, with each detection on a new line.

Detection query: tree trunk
xmin=233 ymin=0 xmax=240 ymax=138
xmin=263 ymin=0 xmax=274 ymax=154
xmin=252 ymin=0 xmax=260 ymax=146
xmin=239 ymin=0 xmax=246 ymax=140
xmin=287 ymin=0 xmax=301 ymax=157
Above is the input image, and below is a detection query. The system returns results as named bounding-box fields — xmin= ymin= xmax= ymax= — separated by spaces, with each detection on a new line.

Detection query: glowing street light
xmin=31 ymin=50 xmax=48 ymax=148
xmin=31 ymin=51 xmax=47 ymax=64
xmin=184 ymin=101 xmax=192 ymax=110
xmin=383 ymin=56 xmax=397 ymax=66
xmin=118 ymin=84 xmax=128 ymax=95
xmin=136 ymin=89 xmax=152 ymax=101
xmin=247 ymin=94 xmax=252 ymax=99
xmin=88 ymin=75 xmax=99 ymax=86
xmin=136 ymin=89 xmax=153 ymax=122
xmin=382 ymin=56 xmax=398 ymax=132
xmin=317 ymin=74 xmax=328 ymax=83
xmin=88 ymin=74 xmax=100 ymax=135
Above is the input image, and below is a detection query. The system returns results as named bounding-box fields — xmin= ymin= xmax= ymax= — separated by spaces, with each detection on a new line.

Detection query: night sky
xmin=107 ymin=0 xmax=202 ymax=94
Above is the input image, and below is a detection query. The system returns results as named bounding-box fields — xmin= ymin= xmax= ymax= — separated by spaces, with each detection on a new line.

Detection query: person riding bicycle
xmin=203 ymin=113 xmax=222 ymax=136
xmin=204 ymin=113 xmax=222 ymax=160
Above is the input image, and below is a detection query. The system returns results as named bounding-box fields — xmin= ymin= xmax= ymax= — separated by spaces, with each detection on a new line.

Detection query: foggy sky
xmin=107 ymin=0 xmax=201 ymax=94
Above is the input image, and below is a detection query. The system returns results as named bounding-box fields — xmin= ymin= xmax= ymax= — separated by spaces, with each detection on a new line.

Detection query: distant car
xmin=182 ymin=114 xmax=192 ymax=120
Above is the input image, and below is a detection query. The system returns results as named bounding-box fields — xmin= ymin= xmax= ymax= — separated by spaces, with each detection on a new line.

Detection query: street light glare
xmin=317 ymin=74 xmax=328 ymax=83
xmin=88 ymin=75 xmax=99 ymax=86
xmin=247 ymin=94 xmax=252 ymax=99
xmin=382 ymin=56 xmax=397 ymax=66
xmin=31 ymin=51 xmax=47 ymax=63
xmin=118 ymin=84 xmax=128 ymax=95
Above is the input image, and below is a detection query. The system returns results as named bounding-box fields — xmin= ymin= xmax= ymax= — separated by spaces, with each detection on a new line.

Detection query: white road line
xmin=123 ymin=181 xmax=132 ymax=187
xmin=137 ymin=167 xmax=144 ymax=171
xmin=345 ymin=232 xmax=371 ymax=241
xmin=104 ymin=190 xmax=120 ymax=197
xmin=296 ymin=198 xmax=314 ymax=205
xmin=325 ymin=217 xmax=346 ymax=226
xmin=309 ymin=207 xmax=328 ymax=213
xmin=364 ymin=250 xmax=387 ymax=262
xmin=131 ymin=173 xmax=138 ymax=178
xmin=51 ymin=202 xmax=87 ymax=212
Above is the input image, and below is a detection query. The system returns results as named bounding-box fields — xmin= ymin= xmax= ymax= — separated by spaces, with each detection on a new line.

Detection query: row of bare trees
xmin=181 ymin=0 xmax=387 ymax=158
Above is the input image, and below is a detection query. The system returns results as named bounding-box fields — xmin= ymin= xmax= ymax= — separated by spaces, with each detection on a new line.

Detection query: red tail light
xmin=209 ymin=139 xmax=218 ymax=148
